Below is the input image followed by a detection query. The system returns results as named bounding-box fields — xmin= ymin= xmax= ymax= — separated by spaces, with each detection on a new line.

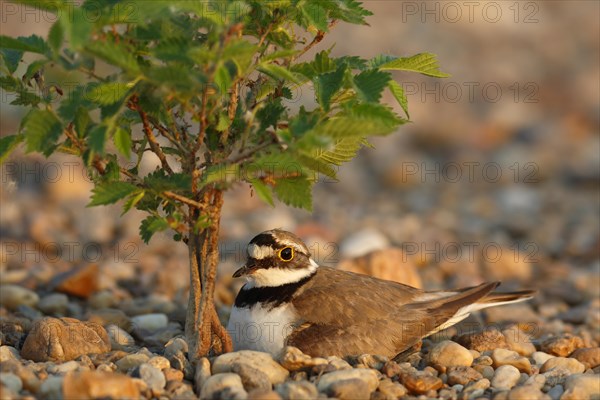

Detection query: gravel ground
xmin=1 ymin=1 xmax=599 ymax=399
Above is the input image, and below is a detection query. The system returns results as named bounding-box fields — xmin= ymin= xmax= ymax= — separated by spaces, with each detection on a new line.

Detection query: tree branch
xmin=293 ymin=20 xmax=339 ymax=62
xmin=135 ymin=103 xmax=174 ymax=174
xmin=162 ymin=191 xmax=205 ymax=210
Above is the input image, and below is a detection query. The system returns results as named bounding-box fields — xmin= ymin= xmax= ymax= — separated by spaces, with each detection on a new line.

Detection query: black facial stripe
xmin=234 ymin=272 xmax=316 ymax=309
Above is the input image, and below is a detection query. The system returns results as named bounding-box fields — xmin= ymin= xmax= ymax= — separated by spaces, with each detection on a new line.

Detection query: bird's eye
xmin=278 ymin=247 xmax=294 ymax=262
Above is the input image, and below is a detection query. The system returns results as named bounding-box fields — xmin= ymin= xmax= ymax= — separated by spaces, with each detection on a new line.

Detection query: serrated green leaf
xmin=352 ymin=69 xmax=391 ymax=102
xmin=1 ymin=48 xmax=23 ymax=74
xmin=21 ymin=109 xmax=63 ymax=154
xmin=139 ymin=215 xmax=170 ymax=243
xmin=0 ymin=35 xmax=49 ymax=55
xmin=301 ymin=3 xmax=329 ymax=31
xmin=88 ymin=181 xmax=138 ymax=206
xmin=367 ymin=54 xmax=396 ymax=69
xmin=202 ymin=164 xmax=240 ymax=185
xmin=121 ymin=190 xmax=145 ymax=215
xmin=0 ymin=135 xmax=24 ymax=163
xmin=313 ymin=137 xmax=365 ymax=166
xmin=87 ymin=125 xmax=107 ymax=154
xmin=273 ymin=176 xmax=312 ymax=210
xmin=258 ymin=63 xmax=303 ymax=85
xmin=144 ymin=170 xmax=192 ymax=192
xmin=113 ymin=127 xmax=132 ymax=158
xmin=73 ymin=107 xmax=91 ymax=138
xmin=297 ymin=154 xmax=337 ymax=180
xmin=0 ymin=76 xmax=19 ymax=91
xmin=88 ymin=82 xmax=131 ymax=105
xmin=66 ymin=6 xmax=93 ymax=50
xmin=330 ymin=0 xmax=373 ymax=25
xmin=314 ymin=65 xmax=345 ymax=111
xmin=379 ymin=53 xmax=450 ymax=78
xmin=388 ymin=80 xmax=409 ymax=118
xmin=249 ymin=178 xmax=274 ymax=206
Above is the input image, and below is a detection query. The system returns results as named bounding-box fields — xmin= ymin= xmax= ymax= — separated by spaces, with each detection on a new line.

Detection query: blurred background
xmin=1 ymin=1 xmax=598 ymax=342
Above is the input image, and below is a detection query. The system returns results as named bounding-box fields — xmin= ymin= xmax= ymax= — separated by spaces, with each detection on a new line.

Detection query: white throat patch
xmin=245 ymin=258 xmax=319 ymax=288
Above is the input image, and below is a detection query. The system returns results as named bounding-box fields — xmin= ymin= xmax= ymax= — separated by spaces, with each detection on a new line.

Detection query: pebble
xmin=0 ymin=321 xmax=25 ymax=348
xmin=163 ymin=368 xmax=184 ymax=382
xmin=147 ymin=356 xmax=171 ymax=370
xmin=0 ymin=372 xmax=22 ymax=393
xmin=275 ymin=381 xmax=319 ymax=400
xmin=562 ymin=374 xmax=600 ymax=400
xmin=279 ymin=346 xmax=327 ymax=371
xmin=456 ymin=329 xmax=508 ymax=352
xmin=401 ymin=371 xmax=443 ymax=395
xmin=506 ymin=385 xmax=549 ymax=400
xmin=39 ymin=376 xmax=63 ymax=399
xmin=131 ymin=313 xmax=168 ymax=332
xmin=131 ymin=363 xmax=166 ymax=391
xmin=428 ymin=340 xmax=473 ymax=367
xmin=540 ymin=357 xmax=585 ymax=374
xmin=532 ymin=351 xmax=555 ymax=366
xmin=339 ymin=228 xmax=389 ymax=258
xmin=107 ymin=324 xmax=136 ymax=350
xmin=540 ymin=334 xmax=584 ymax=357
xmin=0 ymin=346 xmax=21 ymax=362
xmin=317 ymin=369 xmax=379 ymax=395
xmin=20 ymin=317 xmax=111 ymax=362
xmin=200 ymin=373 xmax=247 ymax=400
xmin=546 ymin=384 xmax=564 ymax=400
xmin=337 ymin=248 xmax=422 ymax=288
xmin=491 ymin=348 xmax=532 ymax=373
xmin=233 ymin=363 xmax=272 ymax=392
xmin=194 ymin=357 xmax=212 ymax=392
xmin=491 ymin=365 xmax=521 ymax=390
xmin=0 ymin=284 xmax=39 ymax=310
xmin=50 ymin=264 xmax=100 ymax=298
xmin=446 ymin=366 xmax=482 ymax=385
xmin=86 ymin=308 xmax=133 ymax=332
xmin=570 ymin=347 xmax=600 ymax=369
xmin=37 ymin=293 xmax=69 ymax=315
xmin=377 ymin=378 xmax=407 ymax=398
xmin=116 ymin=353 xmax=150 ymax=372
xmin=212 ymin=350 xmax=289 ymax=385
xmin=502 ymin=327 xmax=536 ymax=356
xmin=47 ymin=360 xmax=80 ymax=374
xmin=62 ymin=371 xmax=140 ymax=399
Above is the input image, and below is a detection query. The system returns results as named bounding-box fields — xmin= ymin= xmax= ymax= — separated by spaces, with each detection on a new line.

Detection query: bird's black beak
xmin=232 ymin=260 xmax=257 ymax=278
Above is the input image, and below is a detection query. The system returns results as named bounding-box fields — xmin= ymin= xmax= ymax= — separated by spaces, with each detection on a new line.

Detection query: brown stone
xmin=63 ymin=371 xmax=139 ymax=399
xmin=337 ymin=248 xmax=422 ymax=288
xmin=21 ymin=317 xmax=110 ymax=362
xmin=456 ymin=329 xmax=509 ymax=352
xmin=401 ymin=372 xmax=442 ymax=395
xmin=541 ymin=334 xmax=584 ymax=357
xmin=50 ymin=264 xmax=99 ymax=299
xmin=570 ymin=347 xmax=600 ymax=369
xmin=446 ymin=366 xmax=483 ymax=386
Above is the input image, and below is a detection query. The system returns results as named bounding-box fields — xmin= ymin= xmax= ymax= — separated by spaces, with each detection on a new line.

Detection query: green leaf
xmin=313 ymin=137 xmax=365 ymax=166
xmin=379 ymin=53 xmax=450 ymax=78
xmin=113 ymin=127 xmax=132 ymax=158
xmin=352 ymin=69 xmax=391 ymax=102
xmin=88 ymin=181 xmax=138 ymax=206
xmin=21 ymin=109 xmax=63 ymax=154
xmin=47 ymin=20 xmax=64 ymax=54
xmin=330 ymin=0 xmax=373 ymax=25
xmin=139 ymin=215 xmax=170 ymax=243
xmin=88 ymin=82 xmax=131 ymax=105
xmin=314 ymin=65 xmax=345 ymax=111
xmin=0 ymin=135 xmax=24 ymax=163
xmin=273 ymin=176 xmax=312 ymax=210
xmin=73 ymin=107 xmax=91 ymax=137
xmin=23 ymin=60 xmax=46 ymax=82
xmin=258 ymin=63 xmax=303 ymax=85
xmin=297 ymin=154 xmax=337 ymax=180
xmin=300 ymin=3 xmax=328 ymax=31
xmin=144 ymin=170 xmax=192 ymax=192
xmin=249 ymin=179 xmax=274 ymax=207
xmin=0 ymin=35 xmax=49 ymax=54
xmin=87 ymin=125 xmax=107 ymax=154
xmin=202 ymin=164 xmax=240 ymax=185
xmin=65 ymin=6 xmax=93 ymax=49
xmin=388 ymin=80 xmax=409 ymax=118
xmin=85 ymin=41 xmax=141 ymax=74
xmin=1 ymin=48 xmax=23 ymax=74
xmin=121 ymin=190 xmax=145 ymax=215
xmin=366 ymin=54 xmax=396 ymax=69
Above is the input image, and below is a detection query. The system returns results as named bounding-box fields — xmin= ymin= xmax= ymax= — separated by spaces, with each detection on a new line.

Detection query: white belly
xmin=227 ymin=303 xmax=297 ymax=357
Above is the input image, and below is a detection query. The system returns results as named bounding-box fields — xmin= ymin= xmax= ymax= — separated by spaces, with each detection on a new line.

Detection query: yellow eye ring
xmin=278 ymin=246 xmax=294 ymax=262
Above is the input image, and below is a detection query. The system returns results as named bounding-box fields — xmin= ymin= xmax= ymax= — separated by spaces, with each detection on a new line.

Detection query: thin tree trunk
xmin=185 ymin=188 xmax=233 ymax=362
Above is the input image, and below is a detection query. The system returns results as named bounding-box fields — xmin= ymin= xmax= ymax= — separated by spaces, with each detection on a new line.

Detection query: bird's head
xmin=233 ymin=229 xmax=319 ymax=288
